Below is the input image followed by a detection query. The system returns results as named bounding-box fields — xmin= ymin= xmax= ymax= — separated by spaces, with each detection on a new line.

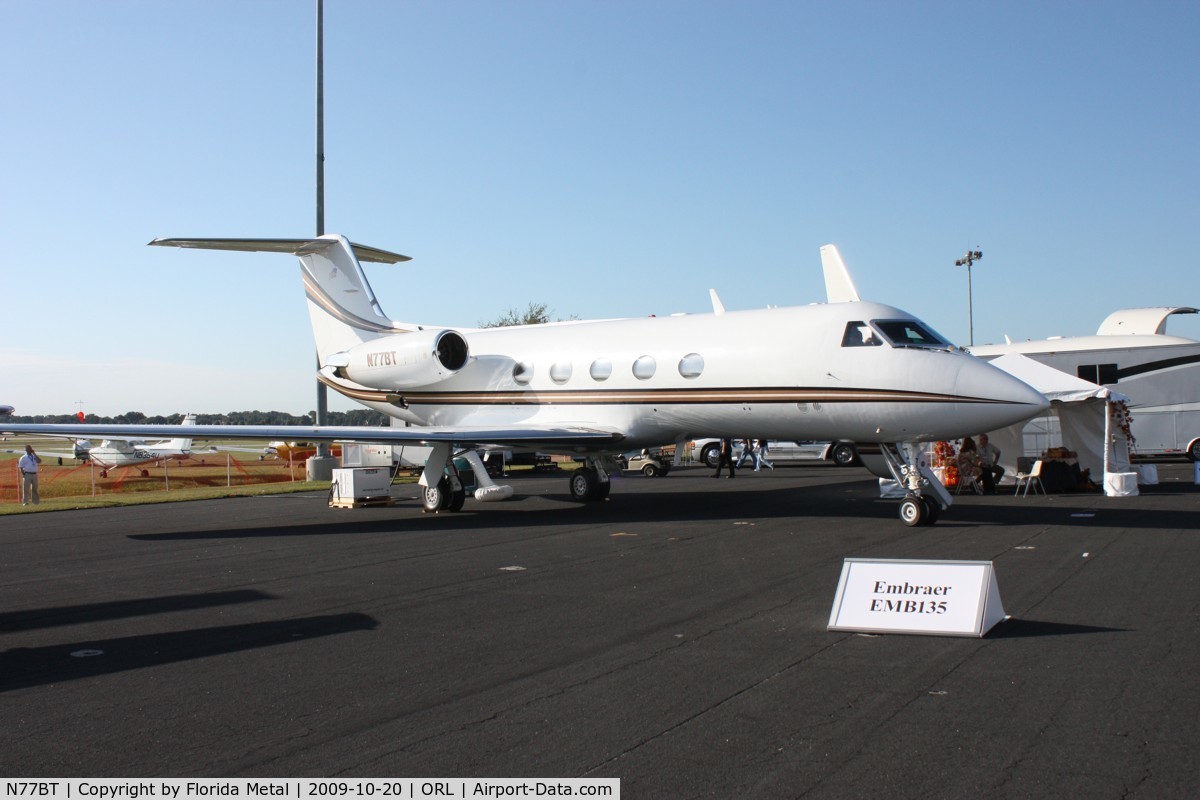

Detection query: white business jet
xmin=2 ymin=237 xmax=1047 ymax=525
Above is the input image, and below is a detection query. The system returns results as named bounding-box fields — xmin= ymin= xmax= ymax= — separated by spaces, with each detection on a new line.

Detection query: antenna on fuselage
xmin=820 ymin=244 xmax=862 ymax=303
xmin=709 ymin=289 xmax=726 ymax=315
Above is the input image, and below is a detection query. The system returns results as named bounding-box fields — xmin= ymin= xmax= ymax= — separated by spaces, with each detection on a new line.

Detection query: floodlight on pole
xmin=954 ymin=249 xmax=983 ymax=346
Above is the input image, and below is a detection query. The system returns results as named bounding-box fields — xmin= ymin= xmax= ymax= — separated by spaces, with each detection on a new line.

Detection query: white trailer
xmin=971 ymin=306 xmax=1200 ymax=461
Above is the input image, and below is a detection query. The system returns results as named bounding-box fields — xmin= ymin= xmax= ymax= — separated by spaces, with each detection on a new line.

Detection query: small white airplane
xmin=3 ymin=237 xmax=1048 ymax=525
xmin=24 ymin=414 xmax=205 ymax=477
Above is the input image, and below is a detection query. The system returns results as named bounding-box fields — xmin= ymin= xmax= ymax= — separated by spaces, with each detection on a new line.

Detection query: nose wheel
xmin=899 ymin=494 xmax=940 ymax=527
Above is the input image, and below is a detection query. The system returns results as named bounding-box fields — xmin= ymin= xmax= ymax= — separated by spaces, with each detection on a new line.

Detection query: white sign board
xmin=828 ymin=558 xmax=1007 ymax=637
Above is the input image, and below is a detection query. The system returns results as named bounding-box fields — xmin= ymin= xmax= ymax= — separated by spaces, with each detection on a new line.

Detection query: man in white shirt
xmin=17 ymin=444 xmax=42 ymax=506
xmin=978 ymin=434 xmax=1003 ymax=494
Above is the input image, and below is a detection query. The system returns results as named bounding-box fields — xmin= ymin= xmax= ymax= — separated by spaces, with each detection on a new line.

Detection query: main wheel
xmin=569 ymin=467 xmax=600 ymax=501
xmin=832 ymin=442 xmax=858 ymax=467
xmin=701 ymin=443 xmax=721 ymax=469
xmin=899 ymin=496 xmax=925 ymax=527
xmin=422 ymin=477 xmax=453 ymax=513
xmin=448 ymin=488 xmax=466 ymax=512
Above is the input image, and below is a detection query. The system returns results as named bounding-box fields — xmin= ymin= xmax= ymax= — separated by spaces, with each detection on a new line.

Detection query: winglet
xmin=820 ymin=244 xmax=862 ymax=303
xmin=709 ymin=289 xmax=726 ymax=316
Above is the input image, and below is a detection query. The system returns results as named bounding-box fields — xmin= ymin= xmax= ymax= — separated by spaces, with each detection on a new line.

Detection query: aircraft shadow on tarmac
xmin=0 ymin=610 xmax=378 ymax=693
xmin=123 ymin=472 xmax=1200 ymax=541
xmin=0 ymin=589 xmax=276 ymax=633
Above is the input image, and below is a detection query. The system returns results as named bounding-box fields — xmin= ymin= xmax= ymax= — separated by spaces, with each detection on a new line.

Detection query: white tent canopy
xmin=986 ymin=353 xmax=1133 ymax=493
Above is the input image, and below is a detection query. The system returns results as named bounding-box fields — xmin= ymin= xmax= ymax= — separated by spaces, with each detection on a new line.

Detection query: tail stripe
xmin=301 ymin=268 xmax=406 ymax=335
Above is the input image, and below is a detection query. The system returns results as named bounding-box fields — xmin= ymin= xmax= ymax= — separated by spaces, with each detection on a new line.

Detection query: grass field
xmin=0 ymin=434 xmax=365 ymax=514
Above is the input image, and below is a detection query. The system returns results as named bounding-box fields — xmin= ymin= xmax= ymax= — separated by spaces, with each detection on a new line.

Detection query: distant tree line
xmin=8 ymin=409 xmax=392 ymax=426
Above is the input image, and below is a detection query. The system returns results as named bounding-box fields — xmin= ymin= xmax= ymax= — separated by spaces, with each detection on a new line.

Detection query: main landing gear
xmin=419 ymin=442 xmax=465 ymax=514
xmin=423 ymin=474 xmax=466 ymax=514
xmin=418 ymin=445 xmax=514 ymax=513
xmin=568 ymin=457 xmax=612 ymax=502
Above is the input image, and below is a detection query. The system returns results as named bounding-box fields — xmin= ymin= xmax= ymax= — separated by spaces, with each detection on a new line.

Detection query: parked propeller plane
xmin=16 ymin=414 xmax=207 ymax=477
xmin=2 ymin=237 xmax=1048 ymax=525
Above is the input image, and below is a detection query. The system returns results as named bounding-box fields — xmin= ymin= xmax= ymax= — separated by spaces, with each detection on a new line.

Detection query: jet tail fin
xmin=820 ymin=244 xmax=862 ymax=303
xmin=150 ymin=235 xmax=413 ymax=358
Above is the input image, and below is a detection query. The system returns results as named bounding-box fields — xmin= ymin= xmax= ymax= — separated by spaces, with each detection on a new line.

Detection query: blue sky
xmin=3 ymin=0 xmax=1197 ymax=416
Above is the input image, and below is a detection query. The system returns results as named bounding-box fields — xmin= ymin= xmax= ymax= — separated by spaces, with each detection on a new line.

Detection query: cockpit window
xmin=841 ymin=321 xmax=882 ymax=347
xmin=873 ymin=319 xmax=951 ymax=348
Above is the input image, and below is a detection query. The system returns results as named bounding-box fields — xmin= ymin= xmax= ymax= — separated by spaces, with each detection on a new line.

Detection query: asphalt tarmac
xmin=3 ymin=463 xmax=1199 ymax=798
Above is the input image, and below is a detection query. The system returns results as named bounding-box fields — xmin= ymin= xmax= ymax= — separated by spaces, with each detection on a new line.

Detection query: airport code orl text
xmin=869 ymin=580 xmax=950 ymax=614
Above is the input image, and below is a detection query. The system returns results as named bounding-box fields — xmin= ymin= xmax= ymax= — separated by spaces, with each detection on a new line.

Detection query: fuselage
xmin=324 ymin=301 xmax=1047 ymax=452
xmin=85 ymin=441 xmax=193 ymax=470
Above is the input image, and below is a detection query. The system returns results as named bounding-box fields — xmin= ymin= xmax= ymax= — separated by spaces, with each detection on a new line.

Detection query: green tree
xmin=480 ymin=301 xmax=558 ymax=328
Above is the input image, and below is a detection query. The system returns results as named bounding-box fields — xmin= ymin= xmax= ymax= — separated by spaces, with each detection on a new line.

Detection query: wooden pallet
xmin=329 ymin=496 xmax=393 ymax=509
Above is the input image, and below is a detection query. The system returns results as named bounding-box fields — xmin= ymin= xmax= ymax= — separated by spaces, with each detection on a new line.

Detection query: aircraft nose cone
xmin=959 ymin=355 xmax=1049 ymax=431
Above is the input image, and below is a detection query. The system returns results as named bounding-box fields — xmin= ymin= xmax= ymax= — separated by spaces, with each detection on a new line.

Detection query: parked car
xmin=619 ymin=449 xmax=672 ymax=477
xmin=690 ymin=439 xmax=859 ymax=469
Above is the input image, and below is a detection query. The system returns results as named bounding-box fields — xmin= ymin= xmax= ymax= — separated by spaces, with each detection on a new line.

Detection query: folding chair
xmin=955 ymin=473 xmax=982 ymax=495
xmin=1013 ymin=459 xmax=1045 ymax=496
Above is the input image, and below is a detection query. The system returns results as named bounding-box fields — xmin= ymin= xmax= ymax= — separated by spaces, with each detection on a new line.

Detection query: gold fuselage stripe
xmin=316 ymin=374 xmax=1015 ymax=407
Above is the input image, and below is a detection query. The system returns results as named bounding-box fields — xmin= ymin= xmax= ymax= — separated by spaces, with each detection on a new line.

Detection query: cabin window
xmin=1077 ymin=363 xmax=1119 ymax=384
xmin=678 ymin=353 xmax=705 ymax=378
xmin=512 ymin=362 xmax=534 ymax=385
xmin=873 ymin=319 xmax=950 ymax=348
xmin=632 ymin=355 xmax=657 ymax=380
xmin=589 ymin=358 xmax=613 ymax=381
xmin=841 ymin=321 xmax=882 ymax=347
xmin=550 ymin=362 xmax=573 ymax=384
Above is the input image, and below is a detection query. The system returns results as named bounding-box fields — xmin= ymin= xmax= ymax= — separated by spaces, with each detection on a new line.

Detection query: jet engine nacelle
xmin=332 ymin=329 xmax=470 ymax=389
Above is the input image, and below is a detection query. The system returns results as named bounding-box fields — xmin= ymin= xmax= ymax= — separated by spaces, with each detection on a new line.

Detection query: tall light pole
xmin=309 ymin=0 xmax=335 ymax=478
xmin=954 ymin=249 xmax=982 ymax=346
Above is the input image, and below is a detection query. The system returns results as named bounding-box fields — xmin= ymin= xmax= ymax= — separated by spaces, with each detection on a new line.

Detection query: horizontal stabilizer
xmin=149 ymin=236 xmax=411 ymax=264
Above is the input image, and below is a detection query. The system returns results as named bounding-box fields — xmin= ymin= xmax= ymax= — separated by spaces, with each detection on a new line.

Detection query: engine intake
xmin=335 ymin=329 xmax=470 ymax=389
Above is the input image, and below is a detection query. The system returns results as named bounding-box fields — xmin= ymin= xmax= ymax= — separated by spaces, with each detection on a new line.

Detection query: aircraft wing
xmin=3 ymin=446 xmax=84 ymax=460
xmin=1 ymin=422 xmax=626 ymax=451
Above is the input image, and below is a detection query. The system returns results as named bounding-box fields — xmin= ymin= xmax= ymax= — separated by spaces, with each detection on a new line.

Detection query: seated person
xmin=977 ymin=433 xmax=1004 ymax=493
xmin=956 ymin=437 xmax=984 ymax=488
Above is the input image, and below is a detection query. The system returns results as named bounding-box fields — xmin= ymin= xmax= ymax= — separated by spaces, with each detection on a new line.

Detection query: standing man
xmin=18 ymin=444 xmax=42 ymax=506
xmin=978 ymin=434 xmax=1003 ymax=493
xmin=713 ymin=438 xmax=736 ymax=479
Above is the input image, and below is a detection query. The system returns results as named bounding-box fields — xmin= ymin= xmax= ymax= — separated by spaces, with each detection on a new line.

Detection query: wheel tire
xmin=448 ymin=488 xmax=466 ymax=512
xmin=569 ymin=468 xmax=599 ymax=502
xmin=899 ymin=496 xmax=925 ymax=527
xmin=1189 ymin=440 xmax=1200 ymax=462
xmin=642 ymin=464 xmax=659 ymax=477
xmin=422 ymin=477 xmax=452 ymax=513
xmin=921 ymin=495 xmax=940 ymax=526
xmin=701 ymin=444 xmax=721 ymax=470
xmin=832 ymin=443 xmax=858 ymax=467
